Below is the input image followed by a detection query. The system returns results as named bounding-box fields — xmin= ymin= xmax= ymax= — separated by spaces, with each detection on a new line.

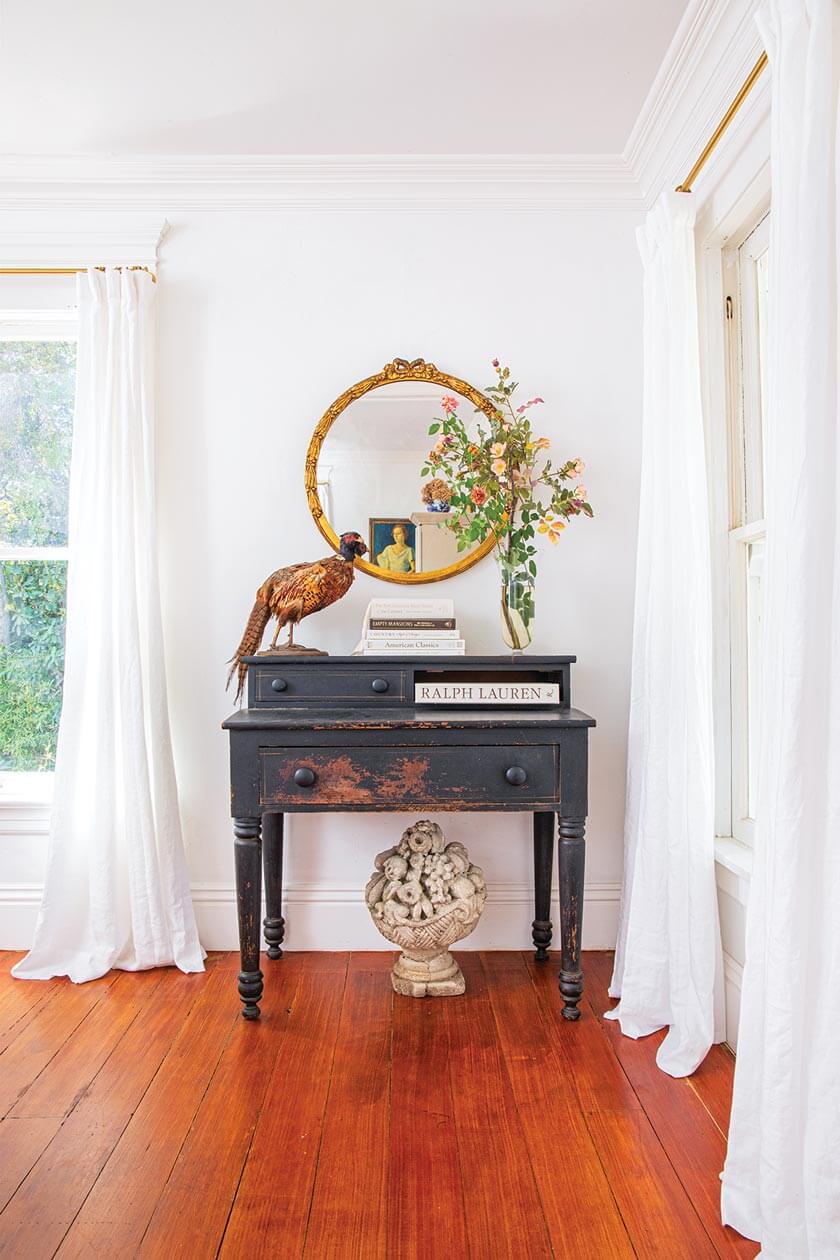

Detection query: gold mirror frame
xmin=305 ymin=358 xmax=498 ymax=585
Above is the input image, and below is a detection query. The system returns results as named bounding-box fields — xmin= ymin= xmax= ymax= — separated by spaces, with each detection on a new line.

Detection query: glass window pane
xmin=0 ymin=341 xmax=75 ymax=547
xmin=0 ymin=559 xmax=66 ymax=771
xmin=755 ymin=248 xmax=770 ymax=501
xmin=746 ymin=538 xmax=764 ymax=818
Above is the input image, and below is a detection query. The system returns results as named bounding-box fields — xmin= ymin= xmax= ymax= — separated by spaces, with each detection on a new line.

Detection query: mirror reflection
xmin=316 ymin=381 xmax=489 ymax=576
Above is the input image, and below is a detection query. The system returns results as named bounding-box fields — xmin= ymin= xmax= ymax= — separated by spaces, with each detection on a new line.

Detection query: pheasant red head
xmin=339 ymin=532 xmax=368 ymax=560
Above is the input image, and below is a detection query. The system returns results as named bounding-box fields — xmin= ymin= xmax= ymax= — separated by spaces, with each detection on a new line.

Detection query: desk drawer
xmin=260 ymin=744 xmax=558 ymax=808
xmin=251 ymin=666 xmax=406 ymax=706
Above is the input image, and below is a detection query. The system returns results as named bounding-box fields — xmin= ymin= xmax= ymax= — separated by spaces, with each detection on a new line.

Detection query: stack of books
xmin=354 ymin=598 xmax=465 ymax=656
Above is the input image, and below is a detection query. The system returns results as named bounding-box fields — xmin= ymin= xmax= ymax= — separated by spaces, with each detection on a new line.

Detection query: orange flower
xmin=538 ymin=513 xmax=566 ymax=544
xmin=470 ymin=485 xmax=488 ymax=506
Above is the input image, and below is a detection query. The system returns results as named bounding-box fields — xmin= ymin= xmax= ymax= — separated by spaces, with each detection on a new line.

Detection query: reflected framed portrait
xmin=370 ymin=517 xmax=417 ymax=575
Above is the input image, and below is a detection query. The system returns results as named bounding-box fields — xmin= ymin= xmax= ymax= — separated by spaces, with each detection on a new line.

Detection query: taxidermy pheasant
xmin=226 ymin=531 xmax=368 ymax=701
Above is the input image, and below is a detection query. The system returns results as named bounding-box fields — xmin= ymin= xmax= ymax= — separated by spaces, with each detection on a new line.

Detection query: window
xmin=0 ymin=314 xmax=76 ymax=783
xmin=725 ymin=213 xmax=769 ymax=846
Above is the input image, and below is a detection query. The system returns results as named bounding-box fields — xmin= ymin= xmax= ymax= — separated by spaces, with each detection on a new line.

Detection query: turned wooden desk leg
xmin=262 ymin=812 xmax=285 ymax=960
xmin=532 ymin=811 xmax=554 ymax=962
xmin=234 ymin=817 xmax=263 ymax=1020
xmin=558 ymin=816 xmax=586 ymax=1020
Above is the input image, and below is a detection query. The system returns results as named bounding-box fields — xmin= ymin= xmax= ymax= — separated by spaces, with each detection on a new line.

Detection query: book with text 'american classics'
xmin=362 ymin=637 xmax=466 ymax=652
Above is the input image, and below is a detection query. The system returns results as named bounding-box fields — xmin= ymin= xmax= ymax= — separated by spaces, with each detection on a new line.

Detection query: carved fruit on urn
xmin=366 ymin=820 xmax=486 ymax=997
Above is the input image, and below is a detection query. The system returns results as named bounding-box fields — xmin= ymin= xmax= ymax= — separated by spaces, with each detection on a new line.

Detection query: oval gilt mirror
xmin=305 ymin=359 xmax=497 ymax=584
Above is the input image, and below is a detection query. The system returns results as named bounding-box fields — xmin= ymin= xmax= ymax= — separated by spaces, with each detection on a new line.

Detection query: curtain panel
xmin=721 ymin=1 xmax=840 ymax=1252
xmin=607 ymin=191 xmax=723 ymax=1078
xmin=13 ymin=269 xmax=204 ymax=983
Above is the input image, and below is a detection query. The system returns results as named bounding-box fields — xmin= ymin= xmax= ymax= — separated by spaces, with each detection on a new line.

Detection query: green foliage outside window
xmin=0 ymin=339 xmax=74 ymax=771
xmin=0 ymin=561 xmax=66 ymax=770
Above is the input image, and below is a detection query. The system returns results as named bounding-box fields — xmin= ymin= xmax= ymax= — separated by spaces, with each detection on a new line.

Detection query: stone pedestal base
xmin=391 ymin=948 xmax=465 ymax=998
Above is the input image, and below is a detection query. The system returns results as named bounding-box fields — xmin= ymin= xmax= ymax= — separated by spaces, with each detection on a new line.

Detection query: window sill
xmin=715 ymin=835 xmax=753 ymax=907
xmin=0 ymin=774 xmax=53 ymax=833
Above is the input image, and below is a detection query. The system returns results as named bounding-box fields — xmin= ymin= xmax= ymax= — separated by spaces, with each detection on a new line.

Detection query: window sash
xmin=0 ymin=314 xmax=76 ymax=795
xmin=728 ymin=213 xmax=770 ymax=530
xmin=722 ymin=210 xmax=770 ymax=848
xmin=728 ymin=520 xmax=765 ymax=846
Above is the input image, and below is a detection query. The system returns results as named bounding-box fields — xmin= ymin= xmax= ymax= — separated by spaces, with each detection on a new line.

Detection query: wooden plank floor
xmin=0 ymin=951 xmax=757 ymax=1260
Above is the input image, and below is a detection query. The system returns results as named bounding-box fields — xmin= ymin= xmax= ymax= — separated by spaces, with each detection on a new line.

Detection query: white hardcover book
xmin=414 ymin=681 xmax=559 ymax=705
xmin=366 ymin=597 xmax=455 ymax=619
xmin=363 ymin=637 xmax=465 ymax=652
xmin=365 ymin=627 xmax=461 ymax=640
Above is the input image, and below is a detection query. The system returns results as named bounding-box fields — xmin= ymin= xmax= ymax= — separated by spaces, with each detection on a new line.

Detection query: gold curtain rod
xmin=676 ymin=51 xmax=768 ymax=193
xmin=0 ymin=265 xmax=156 ymax=283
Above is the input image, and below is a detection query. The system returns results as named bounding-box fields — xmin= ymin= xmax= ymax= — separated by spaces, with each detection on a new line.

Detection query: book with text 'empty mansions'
xmin=368 ymin=618 xmax=457 ymax=631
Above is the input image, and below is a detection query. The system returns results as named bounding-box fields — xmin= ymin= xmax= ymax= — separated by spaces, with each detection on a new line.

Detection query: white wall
xmin=1 ymin=204 xmax=643 ymax=951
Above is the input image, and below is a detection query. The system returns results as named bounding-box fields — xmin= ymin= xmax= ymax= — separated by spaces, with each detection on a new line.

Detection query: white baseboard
xmin=0 ymin=880 xmax=620 ymax=953
xmin=722 ymin=947 xmax=744 ymax=1052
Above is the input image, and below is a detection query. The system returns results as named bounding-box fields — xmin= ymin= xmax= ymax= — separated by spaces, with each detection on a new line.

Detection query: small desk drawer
xmin=260 ymin=744 xmax=558 ymax=808
xmin=252 ymin=666 xmax=406 ymax=706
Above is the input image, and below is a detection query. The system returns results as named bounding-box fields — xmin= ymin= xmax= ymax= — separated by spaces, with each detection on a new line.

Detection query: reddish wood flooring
xmin=0 ymin=949 xmax=757 ymax=1259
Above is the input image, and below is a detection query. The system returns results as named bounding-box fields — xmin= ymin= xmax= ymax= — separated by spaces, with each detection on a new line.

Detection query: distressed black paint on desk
xmin=222 ymin=656 xmax=595 ymax=1020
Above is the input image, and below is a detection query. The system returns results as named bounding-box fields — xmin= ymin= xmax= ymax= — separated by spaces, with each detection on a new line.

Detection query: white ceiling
xmin=0 ymin=0 xmax=689 ymax=156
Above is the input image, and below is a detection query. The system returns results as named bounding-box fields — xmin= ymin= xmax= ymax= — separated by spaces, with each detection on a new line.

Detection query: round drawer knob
xmin=271 ymin=678 xmax=287 ymax=692
xmin=293 ymin=767 xmax=316 ymax=787
xmin=371 ymin=678 xmax=389 ymax=693
xmin=505 ymin=766 xmax=528 ymax=786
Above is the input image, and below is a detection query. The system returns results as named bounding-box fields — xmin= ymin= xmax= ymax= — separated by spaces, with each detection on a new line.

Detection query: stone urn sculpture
xmin=365 ymin=820 xmax=486 ymax=997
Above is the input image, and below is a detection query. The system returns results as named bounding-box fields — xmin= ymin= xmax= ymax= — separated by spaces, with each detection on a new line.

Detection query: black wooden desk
xmin=223 ymin=655 xmax=595 ymax=1020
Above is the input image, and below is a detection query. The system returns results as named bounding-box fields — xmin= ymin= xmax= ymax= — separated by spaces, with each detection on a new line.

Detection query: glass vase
xmin=498 ymin=561 xmax=535 ymax=652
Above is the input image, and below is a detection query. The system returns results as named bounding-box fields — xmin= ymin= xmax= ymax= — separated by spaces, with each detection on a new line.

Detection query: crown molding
xmin=0 ymin=210 xmax=168 ymax=266
xmin=0 ymin=154 xmax=642 ymax=211
xmin=623 ymin=0 xmax=767 ymax=206
xmin=0 ymin=4 xmax=768 ymax=217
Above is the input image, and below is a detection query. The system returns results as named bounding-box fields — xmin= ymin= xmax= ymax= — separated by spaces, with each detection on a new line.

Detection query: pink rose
xmin=440 ymin=395 xmax=460 ymax=413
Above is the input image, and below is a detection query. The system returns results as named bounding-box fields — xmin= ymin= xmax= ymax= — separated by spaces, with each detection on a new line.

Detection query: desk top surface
xmin=223 ymin=706 xmax=596 ymax=731
xmin=241 ymin=654 xmax=578 ymax=666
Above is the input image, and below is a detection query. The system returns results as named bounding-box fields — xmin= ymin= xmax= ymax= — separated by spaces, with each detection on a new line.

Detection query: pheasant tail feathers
xmin=226 ymin=599 xmax=271 ymax=702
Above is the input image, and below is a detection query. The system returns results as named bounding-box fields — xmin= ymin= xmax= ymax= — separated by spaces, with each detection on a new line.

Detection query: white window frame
xmin=698 ymin=177 xmax=770 ymax=882
xmin=0 ymin=309 xmax=77 ymax=807
xmin=723 ymin=213 xmax=769 ymax=848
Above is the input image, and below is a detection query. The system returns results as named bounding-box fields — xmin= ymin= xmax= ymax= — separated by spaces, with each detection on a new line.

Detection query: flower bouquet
xmin=420 ymin=361 xmax=593 ymax=650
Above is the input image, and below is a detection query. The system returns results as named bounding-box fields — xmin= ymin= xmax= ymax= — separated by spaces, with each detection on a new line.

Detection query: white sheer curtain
xmin=606 ymin=192 xmax=723 ymax=1077
xmin=721 ymin=2 xmax=840 ymax=1251
xmin=13 ymin=269 xmax=204 ymax=983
